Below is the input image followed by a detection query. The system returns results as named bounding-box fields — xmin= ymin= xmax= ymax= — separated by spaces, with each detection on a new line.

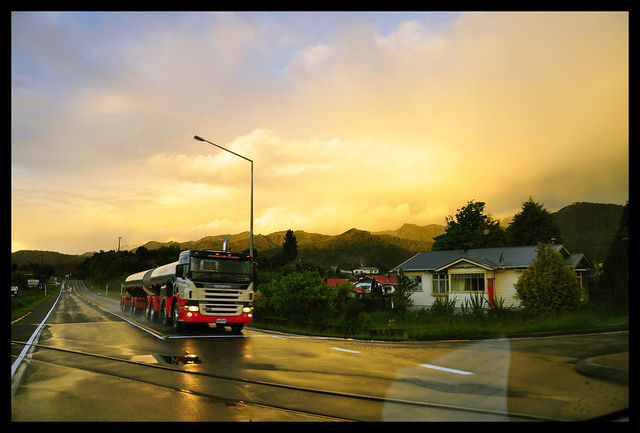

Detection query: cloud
xmin=285 ymin=43 xmax=334 ymax=78
xmin=11 ymin=12 xmax=628 ymax=254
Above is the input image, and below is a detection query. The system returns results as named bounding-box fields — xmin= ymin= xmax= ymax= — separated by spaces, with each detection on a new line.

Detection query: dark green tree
xmin=514 ymin=242 xmax=581 ymax=315
xmin=596 ymin=201 xmax=628 ymax=311
xmin=135 ymin=246 xmax=149 ymax=259
xmin=432 ymin=200 xmax=505 ymax=250
xmin=506 ymin=197 xmax=562 ymax=246
xmin=282 ymin=229 xmax=298 ymax=263
xmin=269 ymin=270 xmax=326 ymax=317
xmin=392 ymin=269 xmax=416 ymax=313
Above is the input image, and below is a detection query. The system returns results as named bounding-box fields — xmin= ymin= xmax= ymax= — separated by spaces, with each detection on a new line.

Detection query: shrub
xmin=461 ymin=293 xmax=486 ymax=318
xmin=393 ymin=269 xmax=416 ymax=313
xmin=514 ymin=243 xmax=581 ymax=315
xmin=430 ymin=296 xmax=457 ymax=317
xmin=269 ymin=270 xmax=332 ymax=318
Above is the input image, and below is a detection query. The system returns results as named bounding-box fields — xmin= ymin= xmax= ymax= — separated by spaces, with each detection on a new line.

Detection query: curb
xmin=574 ymin=352 xmax=629 ymax=385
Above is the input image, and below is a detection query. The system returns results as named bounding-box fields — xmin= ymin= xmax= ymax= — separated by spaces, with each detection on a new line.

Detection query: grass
xmin=252 ymin=307 xmax=628 ymax=341
xmin=11 ymin=288 xmax=56 ymax=322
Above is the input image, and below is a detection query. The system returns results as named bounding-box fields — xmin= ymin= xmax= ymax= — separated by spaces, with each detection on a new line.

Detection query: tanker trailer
xmin=120 ymin=268 xmax=154 ymax=315
xmin=125 ymin=248 xmax=253 ymax=332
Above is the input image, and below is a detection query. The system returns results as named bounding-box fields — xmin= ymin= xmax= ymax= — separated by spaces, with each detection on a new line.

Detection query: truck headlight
xmin=184 ymin=302 xmax=199 ymax=312
xmin=242 ymin=306 xmax=253 ymax=313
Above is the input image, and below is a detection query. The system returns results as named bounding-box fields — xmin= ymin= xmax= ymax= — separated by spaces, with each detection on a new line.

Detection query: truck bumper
xmin=180 ymin=311 xmax=253 ymax=324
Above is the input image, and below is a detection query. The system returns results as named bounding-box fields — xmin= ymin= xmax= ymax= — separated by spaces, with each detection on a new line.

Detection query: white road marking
xmin=331 ymin=347 xmax=361 ymax=354
xmin=11 ymin=285 xmax=63 ymax=378
xmin=420 ymin=363 xmax=474 ymax=375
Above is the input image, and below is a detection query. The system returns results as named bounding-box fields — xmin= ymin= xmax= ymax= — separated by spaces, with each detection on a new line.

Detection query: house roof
xmin=565 ymin=253 xmax=594 ymax=270
xmin=356 ymin=275 xmax=398 ymax=285
xmin=324 ymin=278 xmax=353 ymax=288
xmin=392 ymin=244 xmax=588 ymax=272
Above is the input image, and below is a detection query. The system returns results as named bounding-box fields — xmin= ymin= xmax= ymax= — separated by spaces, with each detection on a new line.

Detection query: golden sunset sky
xmin=11 ymin=11 xmax=628 ymax=255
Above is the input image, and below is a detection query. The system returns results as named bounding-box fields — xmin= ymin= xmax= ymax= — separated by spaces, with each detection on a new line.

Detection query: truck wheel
xmin=230 ymin=323 xmax=244 ymax=333
xmin=150 ymin=302 xmax=157 ymax=322
xmin=162 ymin=302 xmax=172 ymax=327
xmin=172 ymin=304 xmax=184 ymax=331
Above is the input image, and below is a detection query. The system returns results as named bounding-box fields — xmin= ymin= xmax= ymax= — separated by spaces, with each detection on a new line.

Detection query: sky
xmin=11 ymin=11 xmax=629 ymax=255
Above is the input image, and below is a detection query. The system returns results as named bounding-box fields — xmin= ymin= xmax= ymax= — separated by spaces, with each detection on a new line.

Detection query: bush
xmin=487 ymin=296 xmax=517 ymax=319
xmin=514 ymin=243 xmax=581 ymax=315
xmin=269 ymin=270 xmax=332 ymax=318
xmin=392 ymin=269 xmax=416 ymax=313
xmin=461 ymin=293 xmax=486 ymax=318
xmin=430 ymin=296 xmax=457 ymax=317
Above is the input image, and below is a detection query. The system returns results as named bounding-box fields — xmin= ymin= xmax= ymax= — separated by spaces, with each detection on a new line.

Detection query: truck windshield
xmin=189 ymin=258 xmax=251 ymax=283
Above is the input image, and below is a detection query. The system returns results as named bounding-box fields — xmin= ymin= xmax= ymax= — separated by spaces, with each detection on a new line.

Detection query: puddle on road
xmin=130 ymin=353 xmax=201 ymax=366
xmin=156 ymin=353 xmax=201 ymax=365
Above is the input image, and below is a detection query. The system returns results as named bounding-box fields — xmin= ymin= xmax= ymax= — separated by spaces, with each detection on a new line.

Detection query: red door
xmin=487 ymin=278 xmax=495 ymax=306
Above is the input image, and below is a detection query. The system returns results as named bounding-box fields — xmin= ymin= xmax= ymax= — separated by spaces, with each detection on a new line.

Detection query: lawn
xmin=11 ymin=288 xmax=56 ymax=322
xmin=252 ymin=308 xmax=628 ymax=341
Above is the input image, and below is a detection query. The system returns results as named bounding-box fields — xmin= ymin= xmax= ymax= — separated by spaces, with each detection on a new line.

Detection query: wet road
xmin=11 ymin=280 xmax=628 ymax=421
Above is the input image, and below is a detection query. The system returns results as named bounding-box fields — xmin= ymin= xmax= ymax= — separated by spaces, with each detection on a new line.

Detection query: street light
xmin=193 ymin=135 xmax=253 ymax=261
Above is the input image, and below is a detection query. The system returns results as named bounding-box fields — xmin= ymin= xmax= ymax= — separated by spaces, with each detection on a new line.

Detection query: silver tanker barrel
xmin=149 ymin=261 xmax=178 ymax=297
xmin=122 ymin=269 xmax=153 ymax=297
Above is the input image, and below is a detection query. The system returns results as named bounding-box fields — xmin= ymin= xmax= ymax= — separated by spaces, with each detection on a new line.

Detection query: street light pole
xmin=193 ymin=135 xmax=253 ymax=261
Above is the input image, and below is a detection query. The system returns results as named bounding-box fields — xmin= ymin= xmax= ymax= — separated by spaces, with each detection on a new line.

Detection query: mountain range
xmin=12 ymin=202 xmax=625 ymax=272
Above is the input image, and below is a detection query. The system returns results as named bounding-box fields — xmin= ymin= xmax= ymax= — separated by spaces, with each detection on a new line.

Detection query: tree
xmin=392 ymin=269 xmax=416 ymax=313
xmin=135 ymin=246 xmax=149 ymax=260
xmin=596 ymin=201 xmax=628 ymax=310
xmin=282 ymin=229 xmax=298 ymax=263
xmin=506 ymin=197 xmax=561 ymax=246
xmin=269 ymin=270 xmax=326 ymax=317
xmin=432 ymin=200 xmax=505 ymax=250
xmin=514 ymin=242 xmax=581 ymax=315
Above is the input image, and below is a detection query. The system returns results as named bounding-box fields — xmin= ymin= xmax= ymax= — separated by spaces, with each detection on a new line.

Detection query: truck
xmin=120 ymin=245 xmax=253 ymax=332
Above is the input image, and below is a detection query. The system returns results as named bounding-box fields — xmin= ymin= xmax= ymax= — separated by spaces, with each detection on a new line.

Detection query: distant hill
xmin=135 ymin=226 xmax=439 ymax=271
xmin=374 ymin=223 xmax=445 ymax=244
xmin=10 ymin=250 xmax=88 ymax=275
xmin=12 ymin=201 xmax=625 ymax=272
xmin=137 ymin=230 xmax=333 ymax=255
xmin=296 ymin=228 xmax=433 ymax=270
xmin=125 ymin=201 xmax=627 ymax=268
xmin=552 ymin=202 xmax=625 ymax=264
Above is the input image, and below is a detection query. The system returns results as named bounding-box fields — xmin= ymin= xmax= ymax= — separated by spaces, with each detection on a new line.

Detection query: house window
xmin=409 ymin=276 xmax=421 ymax=292
xmin=451 ymin=273 xmax=485 ymax=292
xmin=432 ymin=272 xmax=449 ymax=294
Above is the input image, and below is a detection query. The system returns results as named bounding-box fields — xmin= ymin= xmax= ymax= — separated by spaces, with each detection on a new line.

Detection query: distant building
xmin=392 ymin=244 xmax=593 ymax=309
xmin=323 ymin=275 xmax=399 ymax=297
xmin=353 ymin=266 xmax=379 ymax=276
xmin=354 ymin=275 xmax=398 ymax=295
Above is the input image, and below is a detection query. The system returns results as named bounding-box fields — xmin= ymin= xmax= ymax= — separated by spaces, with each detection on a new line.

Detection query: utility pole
xmin=117 ymin=236 xmax=122 ymax=252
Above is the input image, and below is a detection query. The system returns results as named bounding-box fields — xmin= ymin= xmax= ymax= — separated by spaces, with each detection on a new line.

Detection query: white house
xmin=392 ymin=244 xmax=593 ymax=309
xmin=353 ymin=266 xmax=379 ymax=276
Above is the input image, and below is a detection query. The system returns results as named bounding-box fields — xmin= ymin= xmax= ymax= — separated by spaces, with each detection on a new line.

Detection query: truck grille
xmin=195 ymin=282 xmax=250 ymax=316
